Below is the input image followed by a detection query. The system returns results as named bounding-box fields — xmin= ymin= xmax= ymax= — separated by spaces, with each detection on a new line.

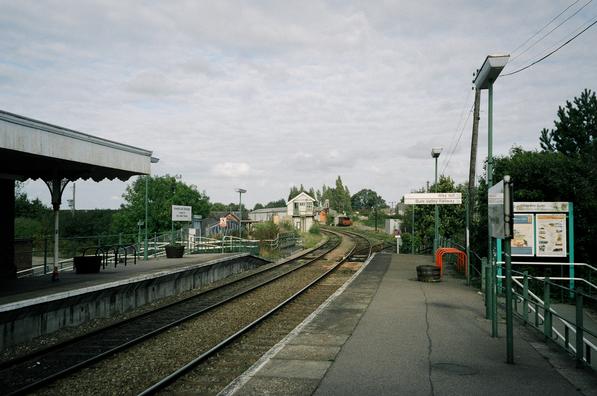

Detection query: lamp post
xmin=145 ymin=156 xmax=160 ymax=261
xmin=473 ymin=54 xmax=509 ymax=338
xmin=431 ymin=147 xmax=442 ymax=261
xmin=137 ymin=220 xmax=144 ymax=255
xmin=235 ymin=188 xmax=246 ymax=235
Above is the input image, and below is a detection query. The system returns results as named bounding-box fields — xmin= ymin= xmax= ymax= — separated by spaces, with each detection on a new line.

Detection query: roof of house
xmin=250 ymin=207 xmax=287 ymax=214
xmin=287 ymin=191 xmax=316 ymax=204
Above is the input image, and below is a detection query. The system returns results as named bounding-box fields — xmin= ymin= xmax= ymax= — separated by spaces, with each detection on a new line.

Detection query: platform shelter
xmin=0 ymin=110 xmax=156 ymax=279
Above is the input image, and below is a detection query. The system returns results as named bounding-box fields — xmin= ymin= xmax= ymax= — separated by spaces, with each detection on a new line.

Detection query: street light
xmin=235 ymin=188 xmax=246 ymax=235
xmin=473 ymin=54 xmax=509 ymax=340
xmin=145 ymin=156 xmax=160 ymax=261
xmin=472 ymin=54 xmax=509 ymax=262
xmin=431 ymin=147 xmax=442 ymax=261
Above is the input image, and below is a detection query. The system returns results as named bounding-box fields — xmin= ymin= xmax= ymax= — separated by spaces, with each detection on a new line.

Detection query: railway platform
xmin=225 ymin=253 xmax=597 ymax=396
xmin=0 ymin=252 xmax=269 ymax=349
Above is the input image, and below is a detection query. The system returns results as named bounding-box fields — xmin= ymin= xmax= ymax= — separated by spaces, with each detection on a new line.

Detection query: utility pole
xmin=466 ymin=88 xmax=481 ymax=284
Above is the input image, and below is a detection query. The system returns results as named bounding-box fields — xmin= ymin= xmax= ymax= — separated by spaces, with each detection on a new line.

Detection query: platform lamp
xmin=431 ymin=147 xmax=442 ymax=262
xmin=472 ymin=54 xmax=509 ymax=267
xmin=144 ymin=156 xmax=160 ymax=261
xmin=235 ymin=188 xmax=246 ymax=235
xmin=472 ymin=54 xmax=509 ymax=339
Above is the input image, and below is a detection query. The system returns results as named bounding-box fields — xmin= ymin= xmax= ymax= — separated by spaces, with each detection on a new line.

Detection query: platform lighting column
xmin=145 ymin=157 xmax=159 ymax=261
xmin=236 ymin=188 xmax=246 ymax=236
xmin=431 ymin=147 xmax=442 ymax=262
xmin=472 ymin=54 xmax=510 ymax=338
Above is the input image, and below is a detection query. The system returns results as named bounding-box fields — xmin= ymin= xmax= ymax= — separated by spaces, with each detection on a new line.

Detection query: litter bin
xmin=416 ymin=265 xmax=441 ymax=282
xmin=73 ymin=255 xmax=102 ymax=273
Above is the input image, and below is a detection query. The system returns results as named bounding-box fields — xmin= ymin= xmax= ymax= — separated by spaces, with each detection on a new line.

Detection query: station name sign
xmin=513 ymin=202 xmax=568 ymax=213
xmin=404 ymin=193 xmax=462 ymax=205
xmin=172 ymin=205 xmax=192 ymax=221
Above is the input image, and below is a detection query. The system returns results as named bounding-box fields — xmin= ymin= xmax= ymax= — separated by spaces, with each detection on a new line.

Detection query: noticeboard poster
xmin=535 ymin=214 xmax=567 ymax=257
xmin=511 ymin=214 xmax=534 ymax=256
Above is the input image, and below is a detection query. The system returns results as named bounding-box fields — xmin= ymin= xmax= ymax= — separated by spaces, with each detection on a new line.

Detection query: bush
xmin=251 ymin=221 xmax=279 ymax=240
xmin=309 ymin=222 xmax=321 ymax=234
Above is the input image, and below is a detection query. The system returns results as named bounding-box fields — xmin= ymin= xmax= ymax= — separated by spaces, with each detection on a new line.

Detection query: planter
xmin=74 ymin=255 xmax=102 ymax=274
xmin=416 ymin=265 xmax=441 ymax=282
xmin=165 ymin=245 xmax=185 ymax=258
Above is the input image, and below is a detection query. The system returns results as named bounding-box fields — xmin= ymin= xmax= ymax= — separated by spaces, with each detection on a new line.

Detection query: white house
xmin=287 ymin=192 xmax=316 ymax=232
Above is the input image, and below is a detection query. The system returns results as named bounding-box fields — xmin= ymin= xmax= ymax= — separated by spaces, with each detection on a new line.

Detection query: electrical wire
xmin=441 ymin=101 xmax=474 ymax=175
xmin=509 ymin=0 xmax=593 ymax=63
xmin=502 ymin=16 xmax=597 ymax=76
xmin=510 ymin=0 xmax=581 ymax=56
xmin=440 ymin=89 xmax=473 ymax=173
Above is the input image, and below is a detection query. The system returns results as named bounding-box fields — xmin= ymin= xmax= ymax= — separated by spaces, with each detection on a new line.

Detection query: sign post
xmin=489 ymin=176 xmax=514 ymax=363
xmin=171 ymin=205 xmax=192 ymax=245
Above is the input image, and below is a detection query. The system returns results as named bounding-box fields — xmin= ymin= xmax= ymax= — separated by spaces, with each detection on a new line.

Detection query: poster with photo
xmin=535 ymin=214 xmax=567 ymax=257
xmin=511 ymin=214 xmax=534 ymax=256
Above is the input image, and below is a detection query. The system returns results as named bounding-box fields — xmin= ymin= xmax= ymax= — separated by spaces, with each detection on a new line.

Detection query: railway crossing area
xmin=226 ymin=253 xmax=597 ymax=395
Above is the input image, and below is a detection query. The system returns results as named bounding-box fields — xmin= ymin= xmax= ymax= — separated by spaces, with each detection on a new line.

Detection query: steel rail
xmin=1 ymin=233 xmax=341 ymax=396
xmin=137 ymin=230 xmax=370 ymax=395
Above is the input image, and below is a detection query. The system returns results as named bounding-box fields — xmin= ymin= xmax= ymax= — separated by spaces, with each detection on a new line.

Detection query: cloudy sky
xmin=1 ymin=1 xmax=596 ymax=209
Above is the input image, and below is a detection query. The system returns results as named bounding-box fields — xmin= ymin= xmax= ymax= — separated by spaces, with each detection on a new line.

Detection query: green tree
xmin=351 ymin=189 xmax=386 ymax=213
xmin=265 ymin=199 xmax=286 ymax=208
xmin=112 ymin=175 xmax=210 ymax=235
xmin=540 ymin=89 xmax=597 ymax=155
xmin=401 ymin=176 xmax=467 ymax=252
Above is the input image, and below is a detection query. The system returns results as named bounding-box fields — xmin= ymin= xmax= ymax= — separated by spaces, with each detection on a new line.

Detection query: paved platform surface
xmin=0 ymin=253 xmax=239 ymax=306
xmin=227 ymin=253 xmax=597 ymax=396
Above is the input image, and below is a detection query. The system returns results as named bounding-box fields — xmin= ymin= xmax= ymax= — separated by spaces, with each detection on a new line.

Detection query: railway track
xmin=0 ymin=233 xmax=344 ymax=395
xmin=137 ymin=229 xmax=373 ymax=395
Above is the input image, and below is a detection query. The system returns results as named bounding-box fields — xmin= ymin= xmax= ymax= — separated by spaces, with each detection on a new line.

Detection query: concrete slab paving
xmin=275 ymin=345 xmax=341 ymax=361
xmin=256 ymin=359 xmax=332 ymax=379
xmin=227 ymin=253 xmax=597 ymax=396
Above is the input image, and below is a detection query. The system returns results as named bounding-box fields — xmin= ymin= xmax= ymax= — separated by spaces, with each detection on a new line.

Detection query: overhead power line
xmin=441 ymin=101 xmax=474 ymax=175
xmin=510 ymin=0 xmax=593 ymax=63
xmin=440 ymin=89 xmax=473 ymax=173
xmin=502 ymin=16 xmax=597 ymax=77
xmin=510 ymin=0 xmax=581 ymax=55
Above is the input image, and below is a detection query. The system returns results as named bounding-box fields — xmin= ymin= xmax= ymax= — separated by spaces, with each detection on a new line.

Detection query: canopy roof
xmin=0 ymin=110 xmax=155 ymax=182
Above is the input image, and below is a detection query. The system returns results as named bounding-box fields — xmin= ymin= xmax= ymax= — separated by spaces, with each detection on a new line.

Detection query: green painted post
xmin=491 ymin=258 xmax=498 ymax=337
xmin=482 ymin=258 xmax=488 ymax=318
xmin=576 ymin=288 xmax=584 ymax=367
xmin=411 ymin=204 xmax=415 ymax=254
xmin=544 ymin=277 xmax=552 ymax=339
xmin=44 ymin=237 xmax=48 ymax=275
xmin=144 ymin=175 xmax=149 ymax=261
xmin=569 ymin=202 xmax=575 ymax=293
xmin=154 ymin=232 xmax=157 ymax=258
xmin=433 ymin=155 xmax=439 ymax=262
xmin=497 ymin=239 xmax=503 ymax=293
xmin=523 ymin=271 xmax=529 ymax=324
xmin=505 ymin=239 xmax=514 ymax=363
xmin=487 ymin=81 xmax=494 ymax=305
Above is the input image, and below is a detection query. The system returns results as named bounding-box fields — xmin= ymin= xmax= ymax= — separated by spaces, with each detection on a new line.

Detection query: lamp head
xmin=431 ymin=147 xmax=443 ymax=158
xmin=235 ymin=188 xmax=247 ymax=194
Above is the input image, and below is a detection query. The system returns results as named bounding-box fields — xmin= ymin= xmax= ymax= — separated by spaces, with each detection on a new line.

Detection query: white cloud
xmin=211 ymin=162 xmax=251 ymax=178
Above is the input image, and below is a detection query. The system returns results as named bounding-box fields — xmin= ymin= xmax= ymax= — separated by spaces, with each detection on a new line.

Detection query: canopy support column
xmin=45 ymin=178 xmax=69 ymax=271
xmin=0 ymin=178 xmax=16 ymax=278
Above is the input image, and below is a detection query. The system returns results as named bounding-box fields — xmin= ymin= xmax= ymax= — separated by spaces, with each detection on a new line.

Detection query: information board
xmin=535 ymin=214 xmax=567 ymax=257
xmin=511 ymin=214 xmax=534 ymax=256
xmin=171 ymin=205 xmax=192 ymax=221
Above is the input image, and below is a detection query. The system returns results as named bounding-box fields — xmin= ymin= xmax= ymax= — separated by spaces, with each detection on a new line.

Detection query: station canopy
xmin=0 ymin=110 xmax=154 ymax=181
